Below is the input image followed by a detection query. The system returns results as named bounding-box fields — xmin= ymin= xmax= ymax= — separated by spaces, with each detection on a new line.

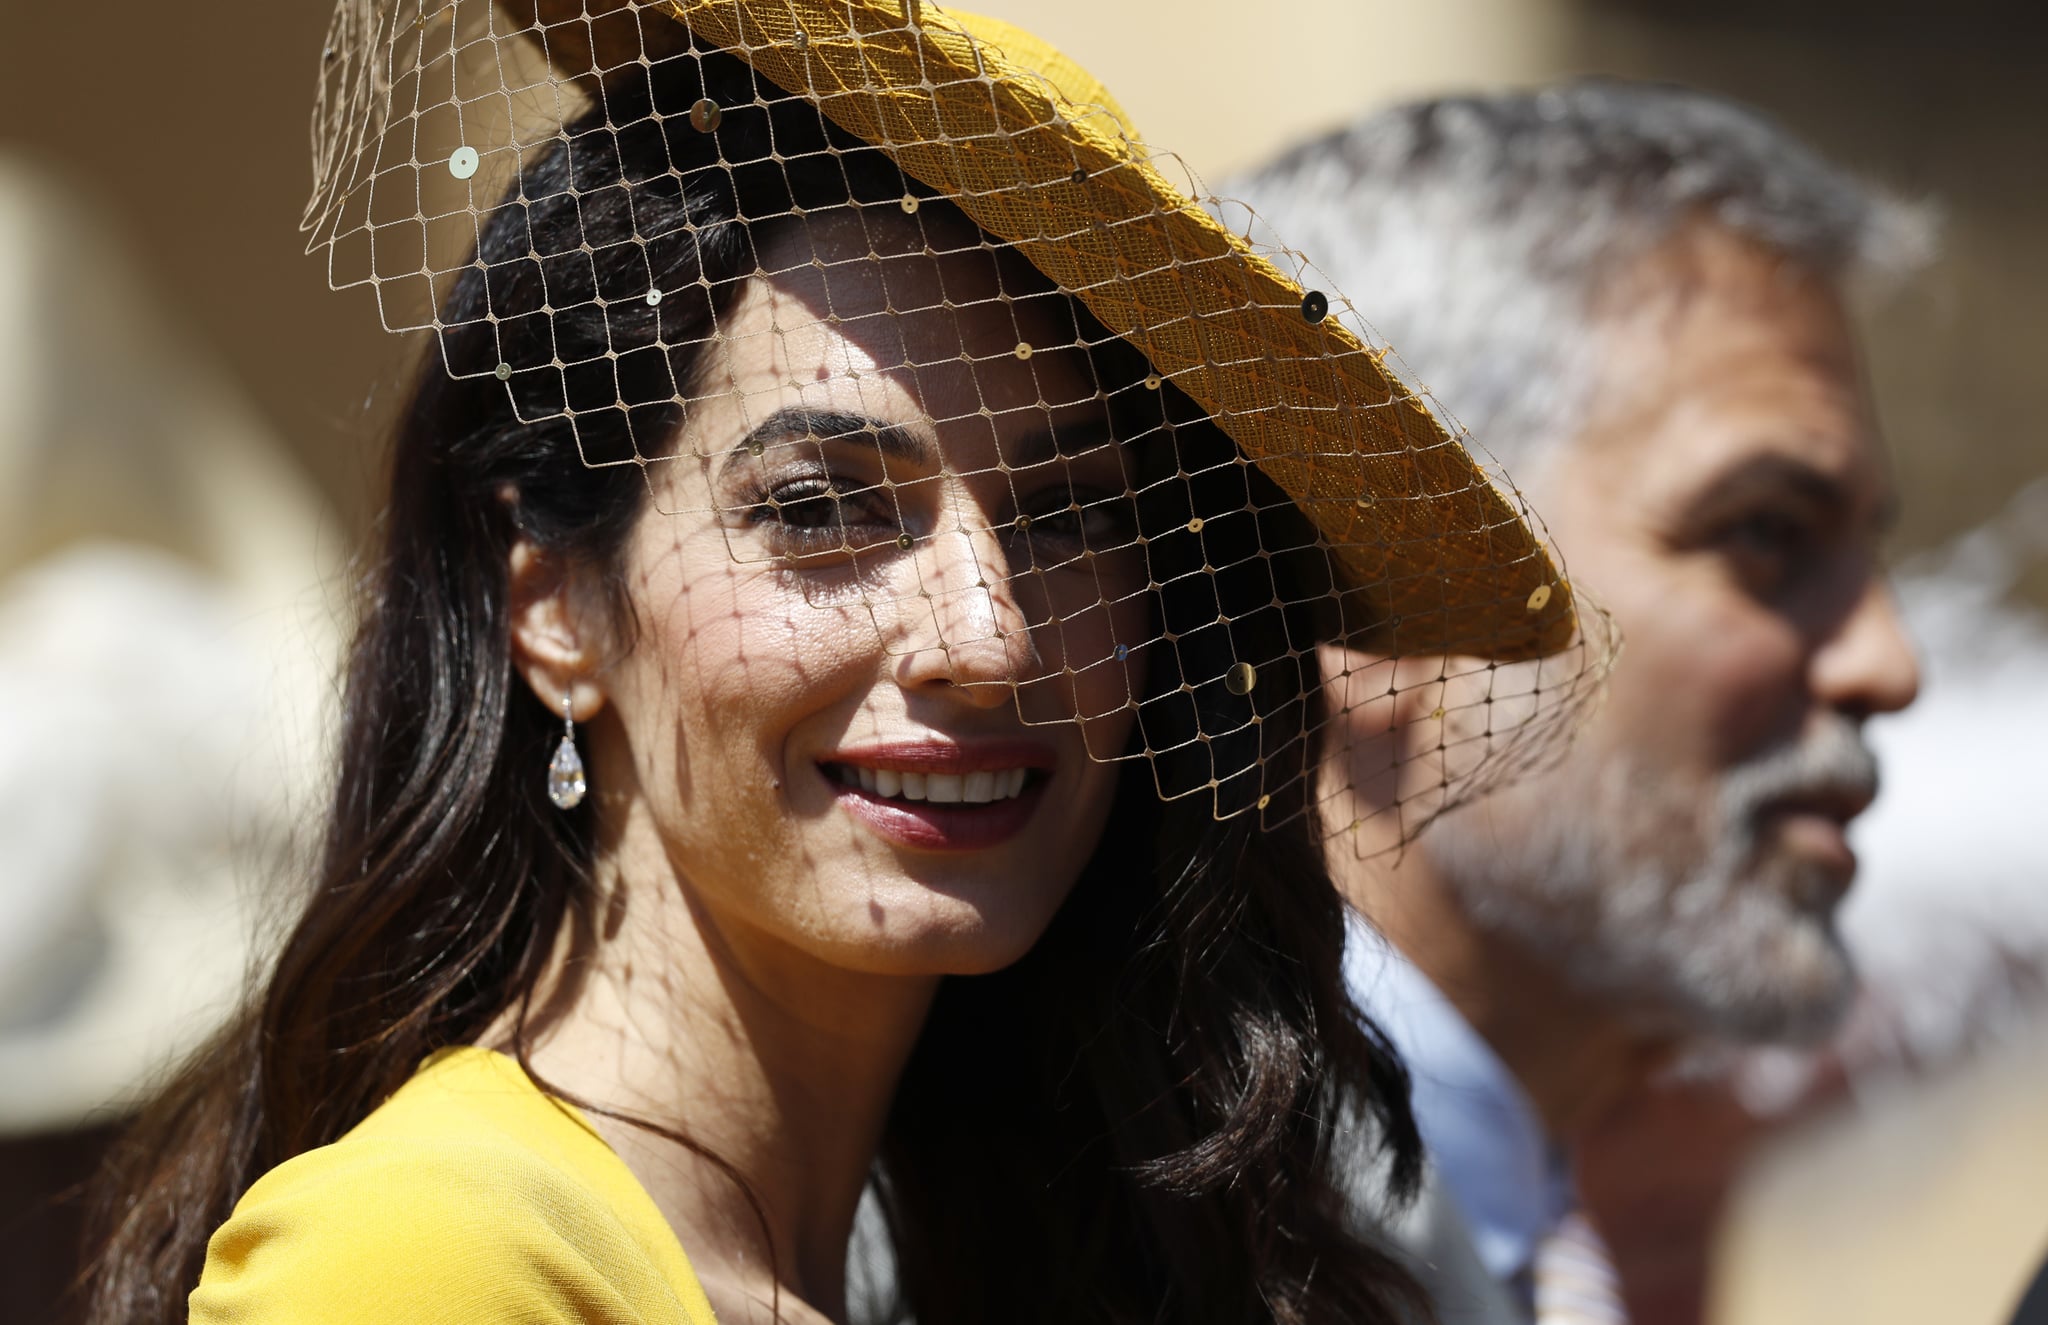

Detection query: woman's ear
xmin=508 ymin=538 xmax=608 ymax=722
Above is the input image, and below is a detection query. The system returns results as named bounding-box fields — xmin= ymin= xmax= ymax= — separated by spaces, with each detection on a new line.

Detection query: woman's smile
xmin=583 ymin=205 xmax=1145 ymax=973
xmin=819 ymin=738 xmax=1057 ymax=851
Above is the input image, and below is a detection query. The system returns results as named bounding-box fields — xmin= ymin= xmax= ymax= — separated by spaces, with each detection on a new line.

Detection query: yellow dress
xmin=190 ymin=1046 xmax=719 ymax=1323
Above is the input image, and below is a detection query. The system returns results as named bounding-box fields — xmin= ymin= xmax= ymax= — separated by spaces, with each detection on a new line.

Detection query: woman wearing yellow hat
xmin=87 ymin=3 xmax=1580 ymax=1322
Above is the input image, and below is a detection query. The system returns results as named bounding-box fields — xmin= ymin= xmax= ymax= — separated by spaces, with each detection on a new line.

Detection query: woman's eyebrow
xmin=1002 ymin=417 xmax=1120 ymax=469
xmin=722 ymin=406 xmax=937 ymax=473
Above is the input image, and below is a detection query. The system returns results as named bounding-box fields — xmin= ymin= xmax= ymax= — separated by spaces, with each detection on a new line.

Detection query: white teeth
xmin=832 ymin=764 xmax=1037 ymax=803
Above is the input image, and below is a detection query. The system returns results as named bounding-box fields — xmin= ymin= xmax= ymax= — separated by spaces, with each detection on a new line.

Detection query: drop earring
xmin=548 ymin=691 xmax=588 ymax=810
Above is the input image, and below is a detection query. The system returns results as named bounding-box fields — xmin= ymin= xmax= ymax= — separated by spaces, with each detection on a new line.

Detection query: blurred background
xmin=1 ymin=1 xmax=2041 ymax=1322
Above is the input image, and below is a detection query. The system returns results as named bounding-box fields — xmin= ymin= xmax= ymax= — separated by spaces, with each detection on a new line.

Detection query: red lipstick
xmin=819 ymin=740 xmax=1056 ymax=852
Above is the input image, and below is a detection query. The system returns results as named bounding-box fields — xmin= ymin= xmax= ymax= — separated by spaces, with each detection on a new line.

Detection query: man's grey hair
xmin=1225 ymin=80 xmax=1935 ymax=480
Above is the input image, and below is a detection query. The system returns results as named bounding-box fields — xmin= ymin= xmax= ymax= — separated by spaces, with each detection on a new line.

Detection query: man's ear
xmin=509 ymin=538 xmax=608 ymax=723
xmin=1320 ymin=644 xmax=1469 ymax=841
xmin=1322 ymin=645 xmax=1453 ymax=736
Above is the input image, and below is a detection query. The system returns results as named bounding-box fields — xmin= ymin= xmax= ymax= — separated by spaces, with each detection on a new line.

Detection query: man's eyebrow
xmin=1001 ymin=416 xmax=1122 ymax=469
xmin=1683 ymin=453 xmax=1855 ymax=523
xmin=721 ymin=406 xmax=936 ymax=473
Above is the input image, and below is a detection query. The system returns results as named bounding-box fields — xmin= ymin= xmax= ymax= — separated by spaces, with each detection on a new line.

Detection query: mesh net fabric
xmin=304 ymin=0 xmax=1615 ymax=844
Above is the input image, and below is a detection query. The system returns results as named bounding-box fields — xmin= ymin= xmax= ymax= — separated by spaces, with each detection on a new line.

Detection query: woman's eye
xmin=1015 ymin=490 xmax=1138 ymax=559
xmin=764 ymin=481 xmax=843 ymax=530
xmin=750 ymin=478 xmax=898 ymax=553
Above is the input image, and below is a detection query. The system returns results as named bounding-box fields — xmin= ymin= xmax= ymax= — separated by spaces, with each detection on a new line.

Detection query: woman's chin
xmin=813 ymin=882 xmax=1065 ymax=978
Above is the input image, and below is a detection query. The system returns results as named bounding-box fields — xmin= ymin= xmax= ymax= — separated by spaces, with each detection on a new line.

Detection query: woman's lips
xmin=820 ymin=741 xmax=1054 ymax=851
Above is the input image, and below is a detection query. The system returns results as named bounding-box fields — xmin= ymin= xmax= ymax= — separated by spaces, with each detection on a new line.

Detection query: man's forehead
xmin=1574 ymin=226 xmax=1894 ymax=524
xmin=1579 ymin=386 xmax=1897 ymax=542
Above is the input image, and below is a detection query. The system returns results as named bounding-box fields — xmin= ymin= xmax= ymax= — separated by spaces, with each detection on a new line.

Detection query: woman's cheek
xmin=704 ymin=576 xmax=879 ymax=730
xmin=1066 ymin=565 xmax=1150 ymax=757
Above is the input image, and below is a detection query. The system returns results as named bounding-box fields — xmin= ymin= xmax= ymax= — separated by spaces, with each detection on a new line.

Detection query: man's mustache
xmin=1721 ymin=715 xmax=1880 ymax=832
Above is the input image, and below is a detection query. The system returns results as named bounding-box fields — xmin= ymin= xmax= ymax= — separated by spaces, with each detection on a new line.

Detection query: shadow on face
xmin=579 ymin=206 xmax=1154 ymax=982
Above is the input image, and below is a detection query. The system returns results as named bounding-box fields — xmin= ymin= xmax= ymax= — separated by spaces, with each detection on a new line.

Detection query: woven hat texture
xmin=303 ymin=0 xmax=1612 ymax=833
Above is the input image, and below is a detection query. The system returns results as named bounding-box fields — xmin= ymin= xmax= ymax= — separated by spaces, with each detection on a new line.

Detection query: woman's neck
xmin=489 ymin=839 xmax=937 ymax=1324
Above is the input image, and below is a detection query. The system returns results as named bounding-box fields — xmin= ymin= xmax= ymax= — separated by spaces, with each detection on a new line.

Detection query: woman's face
xmin=588 ymin=208 xmax=1148 ymax=978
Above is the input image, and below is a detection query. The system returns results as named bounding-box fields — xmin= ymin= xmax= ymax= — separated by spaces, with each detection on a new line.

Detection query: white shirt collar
xmin=1343 ymin=909 xmax=1575 ymax=1282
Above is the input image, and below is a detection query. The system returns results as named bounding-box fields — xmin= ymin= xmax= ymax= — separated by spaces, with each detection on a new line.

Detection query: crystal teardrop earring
xmin=547 ymin=692 xmax=588 ymax=810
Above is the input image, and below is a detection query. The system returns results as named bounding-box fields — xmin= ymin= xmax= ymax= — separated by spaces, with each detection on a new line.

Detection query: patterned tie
xmin=1533 ymin=1209 xmax=1630 ymax=1324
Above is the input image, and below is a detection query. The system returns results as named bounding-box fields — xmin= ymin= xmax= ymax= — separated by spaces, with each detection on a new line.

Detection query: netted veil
xmin=304 ymin=0 xmax=1615 ymax=845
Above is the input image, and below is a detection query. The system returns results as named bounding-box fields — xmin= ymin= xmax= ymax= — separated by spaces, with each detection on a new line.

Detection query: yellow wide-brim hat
xmin=478 ymin=0 xmax=1578 ymax=663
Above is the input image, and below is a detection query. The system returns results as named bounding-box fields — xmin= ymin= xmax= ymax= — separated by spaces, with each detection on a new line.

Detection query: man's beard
xmin=1424 ymin=713 xmax=1880 ymax=1045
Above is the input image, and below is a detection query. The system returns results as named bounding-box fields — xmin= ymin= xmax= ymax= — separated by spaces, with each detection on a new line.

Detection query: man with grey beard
xmin=1229 ymin=83 xmax=1925 ymax=1323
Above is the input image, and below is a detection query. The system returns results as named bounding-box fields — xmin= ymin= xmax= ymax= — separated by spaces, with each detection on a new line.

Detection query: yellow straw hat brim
xmin=506 ymin=0 xmax=1577 ymax=661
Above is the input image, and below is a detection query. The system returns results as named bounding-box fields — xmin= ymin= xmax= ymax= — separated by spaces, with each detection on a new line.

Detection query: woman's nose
xmin=890 ymin=524 xmax=1044 ymax=705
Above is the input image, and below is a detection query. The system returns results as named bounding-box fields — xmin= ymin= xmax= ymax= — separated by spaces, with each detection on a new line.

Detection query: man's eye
xmin=1727 ymin=511 xmax=1811 ymax=553
xmin=1716 ymin=510 xmax=1816 ymax=591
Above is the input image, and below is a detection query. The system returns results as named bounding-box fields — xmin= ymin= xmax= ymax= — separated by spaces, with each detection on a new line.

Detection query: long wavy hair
xmin=86 ymin=47 xmax=1422 ymax=1325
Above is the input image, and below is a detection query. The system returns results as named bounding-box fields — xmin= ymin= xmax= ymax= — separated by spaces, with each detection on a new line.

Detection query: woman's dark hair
xmin=87 ymin=44 xmax=1422 ymax=1325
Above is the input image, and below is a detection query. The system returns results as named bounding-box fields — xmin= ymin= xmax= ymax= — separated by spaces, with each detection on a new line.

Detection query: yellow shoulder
xmin=190 ymin=1051 xmax=716 ymax=1324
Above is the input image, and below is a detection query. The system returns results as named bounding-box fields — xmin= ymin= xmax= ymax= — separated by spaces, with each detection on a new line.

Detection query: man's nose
xmin=890 ymin=524 xmax=1043 ymax=706
xmin=1811 ymin=574 xmax=1920 ymax=719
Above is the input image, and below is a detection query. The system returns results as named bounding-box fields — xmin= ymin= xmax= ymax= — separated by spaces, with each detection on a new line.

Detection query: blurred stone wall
xmin=1567 ymin=0 xmax=2048 ymax=605
xmin=1 ymin=3 xmax=407 ymax=534
xmin=4 ymin=1 xmax=2038 ymax=601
